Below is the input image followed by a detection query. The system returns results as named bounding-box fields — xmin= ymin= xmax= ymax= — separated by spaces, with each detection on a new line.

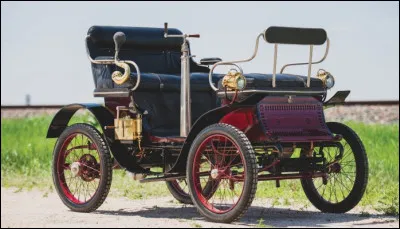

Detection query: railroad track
xmin=1 ymin=100 xmax=399 ymax=110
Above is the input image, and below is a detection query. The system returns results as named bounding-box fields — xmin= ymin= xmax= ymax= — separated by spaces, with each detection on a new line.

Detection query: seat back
xmin=86 ymin=25 xmax=208 ymax=89
xmin=264 ymin=26 xmax=327 ymax=45
xmin=88 ymin=26 xmax=216 ymax=136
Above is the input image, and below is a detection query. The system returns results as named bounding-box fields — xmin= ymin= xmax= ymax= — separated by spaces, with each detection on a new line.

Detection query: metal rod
xmin=231 ymin=172 xmax=327 ymax=182
xmin=280 ymin=38 xmax=330 ymax=74
xmin=307 ymin=45 xmax=314 ymax=87
xmin=217 ymin=89 xmax=327 ymax=96
xmin=180 ymin=40 xmax=191 ymax=137
xmin=139 ymin=175 xmax=187 ymax=183
xmin=272 ymin=44 xmax=278 ymax=88
xmin=258 ymin=172 xmax=326 ymax=181
xmin=262 ymin=172 xmax=326 ymax=181
xmin=208 ymin=33 xmax=264 ymax=91
xmin=139 ymin=171 xmax=210 ymax=183
xmin=139 ymin=175 xmax=186 ymax=183
xmin=85 ymin=36 xmax=141 ymax=91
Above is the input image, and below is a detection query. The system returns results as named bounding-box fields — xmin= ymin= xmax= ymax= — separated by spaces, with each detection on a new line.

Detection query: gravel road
xmin=1 ymin=187 xmax=398 ymax=228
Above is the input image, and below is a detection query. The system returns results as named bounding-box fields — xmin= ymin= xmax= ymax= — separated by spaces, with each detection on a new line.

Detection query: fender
xmin=47 ymin=103 xmax=147 ymax=173
xmin=323 ymin=90 xmax=350 ymax=109
xmin=47 ymin=103 xmax=114 ymax=138
xmin=166 ymin=94 xmax=266 ymax=174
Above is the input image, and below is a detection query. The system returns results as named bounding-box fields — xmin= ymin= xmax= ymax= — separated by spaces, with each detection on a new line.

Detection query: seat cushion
xmin=111 ymin=72 xmax=223 ymax=92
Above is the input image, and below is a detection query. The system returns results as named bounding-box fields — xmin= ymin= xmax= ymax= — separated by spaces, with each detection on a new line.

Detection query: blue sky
xmin=1 ymin=1 xmax=398 ymax=105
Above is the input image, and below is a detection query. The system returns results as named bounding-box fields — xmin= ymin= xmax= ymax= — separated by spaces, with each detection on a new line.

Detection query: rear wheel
xmin=166 ymin=179 xmax=192 ymax=204
xmin=187 ymin=123 xmax=257 ymax=223
xmin=166 ymin=178 xmax=220 ymax=205
xmin=301 ymin=122 xmax=369 ymax=213
xmin=52 ymin=123 xmax=112 ymax=212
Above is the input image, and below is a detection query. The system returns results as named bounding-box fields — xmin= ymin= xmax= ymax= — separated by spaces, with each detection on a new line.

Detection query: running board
xmin=139 ymin=171 xmax=210 ymax=183
xmin=139 ymin=174 xmax=186 ymax=183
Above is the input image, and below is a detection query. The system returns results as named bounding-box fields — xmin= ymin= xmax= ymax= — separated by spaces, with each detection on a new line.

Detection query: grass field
xmin=1 ymin=114 xmax=399 ymax=215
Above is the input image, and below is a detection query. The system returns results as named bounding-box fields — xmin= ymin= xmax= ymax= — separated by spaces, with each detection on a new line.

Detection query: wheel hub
xmin=210 ymin=169 xmax=219 ymax=179
xmin=70 ymin=162 xmax=81 ymax=177
xmin=329 ymin=162 xmax=342 ymax=173
xmin=79 ymin=154 xmax=99 ymax=182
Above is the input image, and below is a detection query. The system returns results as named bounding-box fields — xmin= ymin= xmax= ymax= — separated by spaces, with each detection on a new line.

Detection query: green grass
xmin=1 ymin=115 xmax=399 ymax=215
xmin=255 ymin=121 xmax=399 ymax=215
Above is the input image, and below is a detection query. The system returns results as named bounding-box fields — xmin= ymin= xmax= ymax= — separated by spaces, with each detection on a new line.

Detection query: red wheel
xmin=187 ymin=123 xmax=257 ymax=223
xmin=52 ymin=124 xmax=112 ymax=212
xmin=166 ymin=178 xmax=218 ymax=205
xmin=166 ymin=179 xmax=192 ymax=204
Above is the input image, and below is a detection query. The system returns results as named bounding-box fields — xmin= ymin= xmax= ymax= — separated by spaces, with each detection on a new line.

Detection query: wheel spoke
xmin=192 ymin=133 xmax=248 ymax=214
xmin=309 ymin=129 xmax=359 ymax=205
xmin=56 ymin=132 xmax=102 ymax=205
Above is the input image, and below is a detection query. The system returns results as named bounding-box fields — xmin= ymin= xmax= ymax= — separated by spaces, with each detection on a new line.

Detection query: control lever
xmin=111 ymin=31 xmax=130 ymax=85
xmin=164 ymin=22 xmax=200 ymax=39
xmin=164 ymin=22 xmax=168 ymax=37
xmin=163 ymin=22 xmax=200 ymax=137
xmin=113 ymin=31 xmax=126 ymax=55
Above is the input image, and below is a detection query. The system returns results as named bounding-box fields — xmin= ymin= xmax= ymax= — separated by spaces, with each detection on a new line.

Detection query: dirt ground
xmin=1 ymin=187 xmax=398 ymax=228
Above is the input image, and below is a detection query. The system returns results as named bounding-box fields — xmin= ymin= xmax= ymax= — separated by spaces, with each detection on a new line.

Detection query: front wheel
xmin=52 ymin=123 xmax=113 ymax=212
xmin=187 ymin=123 xmax=258 ymax=223
xmin=301 ymin=122 xmax=369 ymax=213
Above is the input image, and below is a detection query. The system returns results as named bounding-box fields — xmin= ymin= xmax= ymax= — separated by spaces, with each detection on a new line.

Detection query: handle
xmin=188 ymin=34 xmax=200 ymax=38
xmin=164 ymin=22 xmax=168 ymax=37
xmin=164 ymin=22 xmax=200 ymax=39
xmin=113 ymin=32 xmax=126 ymax=53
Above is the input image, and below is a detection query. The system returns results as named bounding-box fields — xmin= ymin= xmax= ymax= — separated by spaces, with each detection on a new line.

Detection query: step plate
xmin=257 ymin=96 xmax=334 ymax=142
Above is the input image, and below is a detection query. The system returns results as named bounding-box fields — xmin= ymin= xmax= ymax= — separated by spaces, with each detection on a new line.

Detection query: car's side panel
xmin=219 ymin=107 xmax=267 ymax=143
xmin=166 ymin=94 xmax=266 ymax=174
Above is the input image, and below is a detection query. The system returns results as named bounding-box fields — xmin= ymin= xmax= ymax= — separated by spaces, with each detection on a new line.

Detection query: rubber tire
xmin=301 ymin=122 xmax=369 ymax=213
xmin=52 ymin=123 xmax=113 ymax=212
xmin=187 ymin=123 xmax=258 ymax=223
xmin=166 ymin=179 xmax=219 ymax=205
xmin=166 ymin=180 xmax=193 ymax=204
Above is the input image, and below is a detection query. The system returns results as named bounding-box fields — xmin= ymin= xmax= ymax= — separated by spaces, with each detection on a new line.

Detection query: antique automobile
xmin=47 ymin=23 xmax=368 ymax=223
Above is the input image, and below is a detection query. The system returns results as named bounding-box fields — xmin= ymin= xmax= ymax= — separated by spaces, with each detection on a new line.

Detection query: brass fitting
xmin=222 ymin=69 xmax=247 ymax=91
xmin=112 ymin=62 xmax=131 ymax=85
xmin=316 ymin=69 xmax=335 ymax=89
xmin=114 ymin=107 xmax=142 ymax=141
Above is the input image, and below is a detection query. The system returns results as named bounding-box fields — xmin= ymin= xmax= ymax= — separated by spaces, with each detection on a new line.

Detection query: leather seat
xmin=110 ymin=72 xmax=323 ymax=92
xmin=93 ymin=70 xmax=223 ymax=92
xmin=87 ymin=26 xmax=324 ymax=137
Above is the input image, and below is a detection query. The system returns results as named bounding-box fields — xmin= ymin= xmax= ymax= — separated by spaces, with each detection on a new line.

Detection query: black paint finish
xmin=264 ymin=26 xmax=327 ymax=45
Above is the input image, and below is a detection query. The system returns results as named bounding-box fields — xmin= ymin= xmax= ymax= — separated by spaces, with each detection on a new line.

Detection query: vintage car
xmin=47 ymin=23 xmax=368 ymax=223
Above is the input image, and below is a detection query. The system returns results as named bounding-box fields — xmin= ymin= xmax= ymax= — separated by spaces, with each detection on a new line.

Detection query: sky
xmin=1 ymin=1 xmax=399 ymax=105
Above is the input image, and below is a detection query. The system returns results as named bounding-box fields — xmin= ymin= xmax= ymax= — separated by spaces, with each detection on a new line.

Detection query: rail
xmin=1 ymin=101 xmax=399 ymax=110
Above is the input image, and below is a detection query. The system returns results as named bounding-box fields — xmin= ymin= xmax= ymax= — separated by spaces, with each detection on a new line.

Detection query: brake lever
xmin=164 ymin=22 xmax=200 ymax=39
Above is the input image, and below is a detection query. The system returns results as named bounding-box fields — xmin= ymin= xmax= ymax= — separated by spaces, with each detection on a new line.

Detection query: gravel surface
xmin=1 ymin=105 xmax=399 ymax=124
xmin=324 ymin=105 xmax=399 ymax=125
xmin=1 ymin=108 xmax=73 ymax=119
xmin=1 ymin=187 xmax=398 ymax=228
